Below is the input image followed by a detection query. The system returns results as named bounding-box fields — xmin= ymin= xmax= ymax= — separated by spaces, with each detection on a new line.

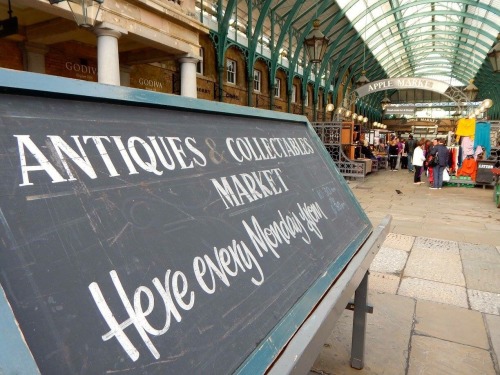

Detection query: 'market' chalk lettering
xmin=211 ymin=167 xmax=289 ymax=209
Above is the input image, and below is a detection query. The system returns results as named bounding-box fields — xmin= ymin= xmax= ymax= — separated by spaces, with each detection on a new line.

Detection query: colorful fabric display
xmin=455 ymin=118 xmax=476 ymax=138
xmin=474 ymin=121 xmax=491 ymax=158
xmin=460 ymin=136 xmax=474 ymax=161
xmin=456 ymin=157 xmax=477 ymax=181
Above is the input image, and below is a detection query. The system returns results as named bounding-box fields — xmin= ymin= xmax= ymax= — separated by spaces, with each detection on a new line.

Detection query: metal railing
xmin=311 ymin=121 xmax=366 ymax=179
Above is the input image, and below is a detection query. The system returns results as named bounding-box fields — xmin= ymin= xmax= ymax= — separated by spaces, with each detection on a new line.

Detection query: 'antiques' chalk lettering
xmin=15 ymin=135 xmax=207 ymax=186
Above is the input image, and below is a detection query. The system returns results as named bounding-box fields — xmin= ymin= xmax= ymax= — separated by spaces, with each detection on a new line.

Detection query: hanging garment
xmin=474 ymin=145 xmax=484 ymax=160
xmin=474 ymin=122 xmax=491 ymax=158
xmin=461 ymin=137 xmax=474 ymax=161
xmin=456 ymin=157 xmax=477 ymax=181
xmin=455 ymin=118 xmax=476 ymax=138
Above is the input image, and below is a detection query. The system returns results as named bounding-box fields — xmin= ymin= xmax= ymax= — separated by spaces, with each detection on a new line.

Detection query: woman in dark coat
xmin=388 ymin=139 xmax=399 ymax=171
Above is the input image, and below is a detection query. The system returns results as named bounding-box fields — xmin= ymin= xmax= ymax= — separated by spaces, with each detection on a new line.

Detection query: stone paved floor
xmin=310 ymin=168 xmax=500 ymax=375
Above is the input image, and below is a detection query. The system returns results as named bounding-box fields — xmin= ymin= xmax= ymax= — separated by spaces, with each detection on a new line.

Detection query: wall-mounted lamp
xmin=304 ymin=19 xmax=329 ymax=64
xmin=488 ymin=34 xmax=500 ymax=73
xmin=49 ymin=0 xmax=103 ymax=29
xmin=325 ymin=103 xmax=335 ymax=112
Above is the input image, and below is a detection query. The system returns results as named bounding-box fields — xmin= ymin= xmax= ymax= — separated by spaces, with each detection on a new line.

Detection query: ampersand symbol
xmin=205 ymin=138 xmax=226 ymax=164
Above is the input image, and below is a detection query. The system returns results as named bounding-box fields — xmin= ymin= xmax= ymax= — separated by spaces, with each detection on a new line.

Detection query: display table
xmin=375 ymin=154 xmax=388 ymax=169
xmin=357 ymin=158 xmax=373 ymax=175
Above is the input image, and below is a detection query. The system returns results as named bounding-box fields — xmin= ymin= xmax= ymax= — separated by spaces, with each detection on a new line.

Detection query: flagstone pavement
xmin=310 ymin=168 xmax=500 ymax=375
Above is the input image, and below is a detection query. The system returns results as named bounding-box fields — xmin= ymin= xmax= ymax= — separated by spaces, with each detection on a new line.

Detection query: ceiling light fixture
xmin=304 ymin=19 xmax=329 ymax=64
xmin=49 ymin=0 xmax=103 ymax=29
xmin=487 ymin=34 xmax=500 ymax=73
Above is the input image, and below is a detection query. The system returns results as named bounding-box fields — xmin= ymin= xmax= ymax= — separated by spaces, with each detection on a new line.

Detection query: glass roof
xmin=196 ymin=0 xmax=499 ymax=105
xmin=337 ymin=0 xmax=500 ymax=85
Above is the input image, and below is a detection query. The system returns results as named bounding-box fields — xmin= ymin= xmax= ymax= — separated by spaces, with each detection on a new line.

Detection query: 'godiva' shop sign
xmin=130 ymin=64 xmax=170 ymax=93
xmin=65 ymin=62 xmax=97 ymax=81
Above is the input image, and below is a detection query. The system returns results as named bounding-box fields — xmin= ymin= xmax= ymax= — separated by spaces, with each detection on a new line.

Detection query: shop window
xmin=292 ymin=85 xmax=297 ymax=103
xmin=197 ymin=48 xmax=204 ymax=75
xmin=274 ymin=78 xmax=281 ymax=98
xmin=254 ymin=69 xmax=261 ymax=92
xmin=227 ymin=59 xmax=236 ymax=84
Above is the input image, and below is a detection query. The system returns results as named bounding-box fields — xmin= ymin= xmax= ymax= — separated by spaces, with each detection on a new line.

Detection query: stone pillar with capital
xmin=94 ymin=24 xmax=125 ymax=86
xmin=179 ymin=56 xmax=199 ymax=98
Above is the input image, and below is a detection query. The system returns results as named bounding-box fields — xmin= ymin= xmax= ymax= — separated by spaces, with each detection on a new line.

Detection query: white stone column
xmin=24 ymin=43 xmax=48 ymax=74
xmin=179 ymin=57 xmax=199 ymax=98
xmin=94 ymin=26 xmax=122 ymax=85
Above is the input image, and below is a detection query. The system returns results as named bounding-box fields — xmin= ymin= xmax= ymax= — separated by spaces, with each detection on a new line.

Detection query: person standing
xmin=406 ymin=134 xmax=417 ymax=173
xmin=395 ymin=137 xmax=403 ymax=170
xmin=388 ymin=139 xmax=399 ymax=171
xmin=401 ymin=139 xmax=408 ymax=169
xmin=412 ymin=140 xmax=426 ymax=184
xmin=430 ymin=139 xmax=450 ymax=189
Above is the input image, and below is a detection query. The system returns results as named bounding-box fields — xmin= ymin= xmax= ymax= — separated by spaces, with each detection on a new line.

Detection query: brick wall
xmin=45 ymin=42 xmax=98 ymax=82
xmin=0 ymin=40 xmax=23 ymax=70
xmin=130 ymin=64 xmax=174 ymax=94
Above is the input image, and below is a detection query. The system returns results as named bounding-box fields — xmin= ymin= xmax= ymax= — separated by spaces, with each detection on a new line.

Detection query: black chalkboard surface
xmin=0 ymin=87 xmax=371 ymax=374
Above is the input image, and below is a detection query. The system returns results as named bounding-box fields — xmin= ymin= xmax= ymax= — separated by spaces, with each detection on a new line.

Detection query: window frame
xmin=253 ymin=69 xmax=261 ymax=92
xmin=274 ymin=77 xmax=281 ymax=98
xmin=227 ymin=58 xmax=237 ymax=84
xmin=196 ymin=47 xmax=204 ymax=75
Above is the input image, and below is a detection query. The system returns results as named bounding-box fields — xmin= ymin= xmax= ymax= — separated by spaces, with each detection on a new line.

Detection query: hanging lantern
xmin=487 ymin=34 xmax=500 ymax=73
xmin=381 ymin=93 xmax=391 ymax=110
xmin=304 ymin=19 xmax=329 ymax=64
xmin=50 ymin=0 xmax=104 ymax=28
xmin=463 ymin=79 xmax=479 ymax=101
xmin=356 ymin=70 xmax=370 ymax=88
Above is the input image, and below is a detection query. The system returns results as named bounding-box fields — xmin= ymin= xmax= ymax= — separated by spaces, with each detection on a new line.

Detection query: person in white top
xmin=412 ymin=140 xmax=427 ymax=184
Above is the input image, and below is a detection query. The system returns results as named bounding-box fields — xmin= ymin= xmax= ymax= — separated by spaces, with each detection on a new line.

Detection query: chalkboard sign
xmin=0 ymin=78 xmax=371 ymax=374
xmin=476 ymin=160 xmax=496 ymax=184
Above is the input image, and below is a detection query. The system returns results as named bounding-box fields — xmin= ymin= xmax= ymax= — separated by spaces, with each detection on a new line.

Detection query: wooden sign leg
xmin=350 ymin=271 xmax=370 ymax=369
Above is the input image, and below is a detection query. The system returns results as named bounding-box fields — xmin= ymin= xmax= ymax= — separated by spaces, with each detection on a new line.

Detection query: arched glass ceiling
xmin=334 ymin=0 xmax=500 ymax=85
xmin=197 ymin=0 xmax=499 ymax=104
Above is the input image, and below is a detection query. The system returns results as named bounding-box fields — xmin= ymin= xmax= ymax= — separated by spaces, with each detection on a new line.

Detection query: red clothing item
xmin=456 ymin=158 xmax=477 ymax=181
